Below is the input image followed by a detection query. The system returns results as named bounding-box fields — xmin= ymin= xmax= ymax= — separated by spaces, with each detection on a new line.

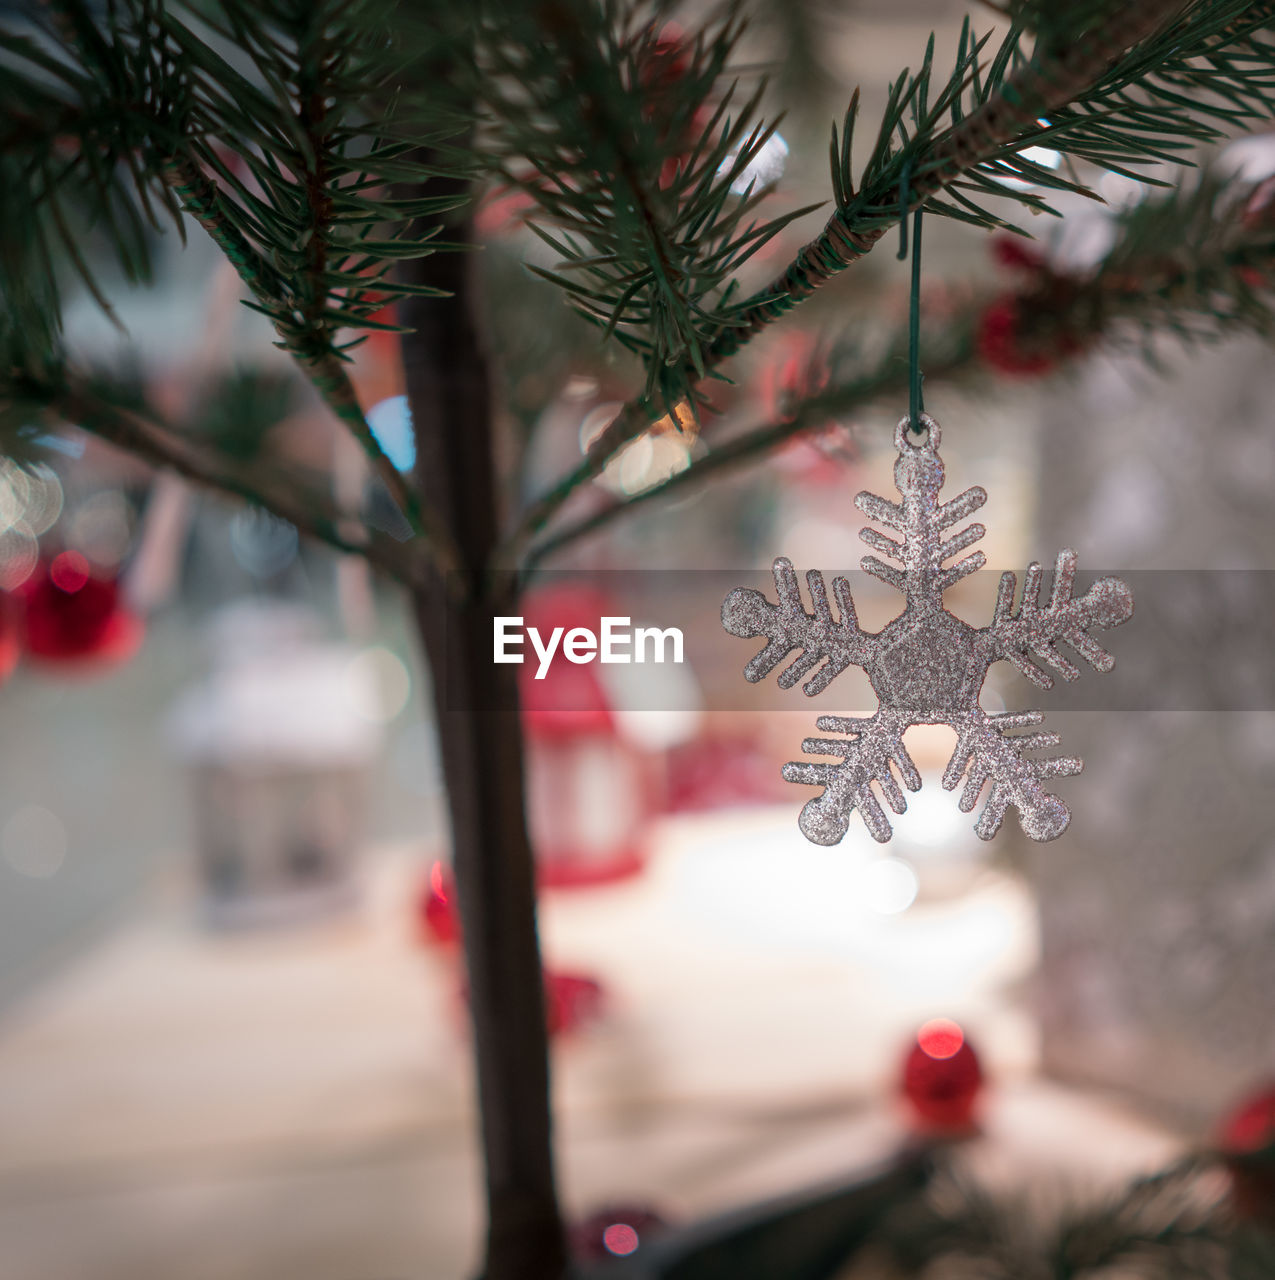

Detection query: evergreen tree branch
xmin=517 ymin=341 xmax=964 ymax=573
xmin=707 ymin=0 xmax=1253 ymax=359
xmin=30 ymin=376 xmax=431 ymax=587
xmin=157 ymin=155 xmax=428 ymax=547
xmin=507 ymin=0 xmax=1275 ymax=553
xmin=1 ymin=0 xmax=470 ymax=577
xmin=520 ymin=167 xmax=1275 ymax=568
xmin=154 ymin=3 xmax=463 ymax=561
xmin=478 ymin=0 xmax=817 ymax=413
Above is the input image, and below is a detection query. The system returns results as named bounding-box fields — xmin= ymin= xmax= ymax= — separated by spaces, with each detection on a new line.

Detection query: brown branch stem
xmin=52 ymin=381 xmax=430 ymax=588
xmin=521 ymin=349 xmax=970 ymax=573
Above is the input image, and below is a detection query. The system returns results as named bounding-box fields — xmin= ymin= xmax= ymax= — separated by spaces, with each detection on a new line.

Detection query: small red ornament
xmin=544 ymin=969 xmax=606 ymax=1037
xmin=18 ymin=552 xmax=142 ymax=670
xmin=1218 ymin=1083 xmax=1275 ymax=1226
xmin=901 ymin=1018 xmax=983 ymax=1132
xmin=0 ymin=593 xmax=20 ymax=686
xmin=990 ymin=233 xmax=1049 ymax=275
xmin=571 ymin=1204 xmax=668 ymax=1261
xmin=416 ymin=861 xmax=460 ymax=947
xmin=976 ymin=296 xmax=1063 ymax=377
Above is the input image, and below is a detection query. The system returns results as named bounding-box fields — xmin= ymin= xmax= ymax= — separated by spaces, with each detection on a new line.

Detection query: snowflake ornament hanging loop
xmin=897 ymin=411 xmax=938 ymax=450
xmin=722 ymin=412 xmax=1134 ymax=846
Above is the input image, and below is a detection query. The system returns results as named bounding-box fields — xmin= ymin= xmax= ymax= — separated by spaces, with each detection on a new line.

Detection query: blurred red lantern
xmin=571 ymin=1203 xmax=669 ymax=1261
xmin=520 ymin=586 xmax=652 ymax=889
xmin=1218 ymin=1082 xmax=1275 ymax=1226
xmin=901 ymin=1018 xmax=983 ymax=1133
xmin=18 ymin=552 xmax=142 ymax=670
xmin=416 ymin=860 xmax=460 ymax=948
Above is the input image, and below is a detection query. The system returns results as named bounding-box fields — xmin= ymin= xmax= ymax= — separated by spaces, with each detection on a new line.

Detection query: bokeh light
xmin=917 ymin=1017 xmax=965 ymax=1060
xmin=49 ymin=550 xmax=91 ymax=593
xmin=366 ymin=395 xmax=417 ymax=472
xmin=602 ymin=1222 xmax=640 ymax=1256
xmin=864 ymin=856 xmax=919 ymax=915
xmin=229 ymin=508 xmax=299 ymax=578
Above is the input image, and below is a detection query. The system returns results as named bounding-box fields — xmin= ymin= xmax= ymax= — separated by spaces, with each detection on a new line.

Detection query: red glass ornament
xmin=416 ymin=861 xmax=460 ymax=947
xmin=571 ymin=1204 xmax=668 ymax=1261
xmin=0 ymin=593 xmax=20 ymax=686
xmin=1218 ymin=1083 xmax=1275 ymax=1226
xmin=991 ymin=233 xmax=1048 ymax=274
xmin=544 ymin=969 xmax=606 ymax=1037
xmin=901 ymin=1018 xmax=983 ymax=1132
xmin=976 ymin=296 xmax=1061 ymax=377
xmin=19 ymin=553 xmax=142 ymax=670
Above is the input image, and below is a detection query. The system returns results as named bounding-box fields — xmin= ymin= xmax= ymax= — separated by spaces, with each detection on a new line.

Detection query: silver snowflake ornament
xmin=722 ymin=414 xmax=1134 ymax=845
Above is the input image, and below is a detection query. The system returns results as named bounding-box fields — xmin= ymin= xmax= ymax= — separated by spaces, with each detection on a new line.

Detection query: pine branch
xmin=517 ymin=339 xmax=972 ymax=573
xmin=709 ymin=0 xmax=1275 ymax=360
xmin=879 ymin=1154 xmax=1233 ymax=1277
xmin=508 ymin=0 xmax=1275 ymax=553
xmin=478 ymin=0 xmax=817 ymax=413
xmin=26 ymin=374 xmax=431 ymax=587
xmin=1 ymin=0 xmax=471 ymax=577
xmin=154 ymin=2 xmax=465 ymax=556
xmin=519 ymin=167 xmax=1275 ymax=569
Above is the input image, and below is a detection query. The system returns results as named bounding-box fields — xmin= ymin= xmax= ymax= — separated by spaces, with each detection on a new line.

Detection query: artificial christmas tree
xmin=4 ymin=3 xmax=1275 ymax=1277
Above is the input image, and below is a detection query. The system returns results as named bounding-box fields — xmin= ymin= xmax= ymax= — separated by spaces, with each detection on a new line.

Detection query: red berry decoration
xmin=571 ymin=1204 xmax=668 ymax=1261
xmin=416 ymin=861 xmax=460 ymax=947
xmin=901 ymin=1018 xmax=983 ymax=1133
xmin=18 ymin=552 xmax=142 ymax=670
xmin=1218 ymin=1083 xmax=1275 ymax=1226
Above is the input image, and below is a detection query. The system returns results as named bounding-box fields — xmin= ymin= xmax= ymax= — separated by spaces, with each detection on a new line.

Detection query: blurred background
xmin=1 ymin=1 xmax=1274 ymax=1277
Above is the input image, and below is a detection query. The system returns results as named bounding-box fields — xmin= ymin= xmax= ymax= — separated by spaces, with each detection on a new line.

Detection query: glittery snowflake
xmin=722 ymin=414 xmax=1134 ymax=845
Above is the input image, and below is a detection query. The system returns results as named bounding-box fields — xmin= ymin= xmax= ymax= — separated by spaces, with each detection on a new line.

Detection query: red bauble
xmin=416 ymin=861 xmax=460 ymax=947
xmin=901 ymin=1018 xmax=983 ymax=1132
xmin=544 ymin=969 xmax=606 ymax=1037
xmin=0 ymin=593 xmax=20 ymax=686
xmin=19 ymin=553 xmax=142 ymax=669
xmin=571 ymin=1204 xmax=668 ymax=1261
xmin=1218 ymin=1083 xmax=1275 ymax=1225
xmin=990 ymin=233 xmax=1048 ymax=275
xmin=976 ymin=296 xmax=1061 ymax=377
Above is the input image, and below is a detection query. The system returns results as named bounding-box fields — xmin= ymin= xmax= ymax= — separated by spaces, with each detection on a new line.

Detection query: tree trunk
xmin=399 ymin=219 xmax=567 ymax=1279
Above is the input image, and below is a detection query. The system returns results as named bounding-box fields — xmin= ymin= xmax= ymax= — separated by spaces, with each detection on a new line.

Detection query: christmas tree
xmin=4 ymin=2 xmax=1275 ymax=1276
